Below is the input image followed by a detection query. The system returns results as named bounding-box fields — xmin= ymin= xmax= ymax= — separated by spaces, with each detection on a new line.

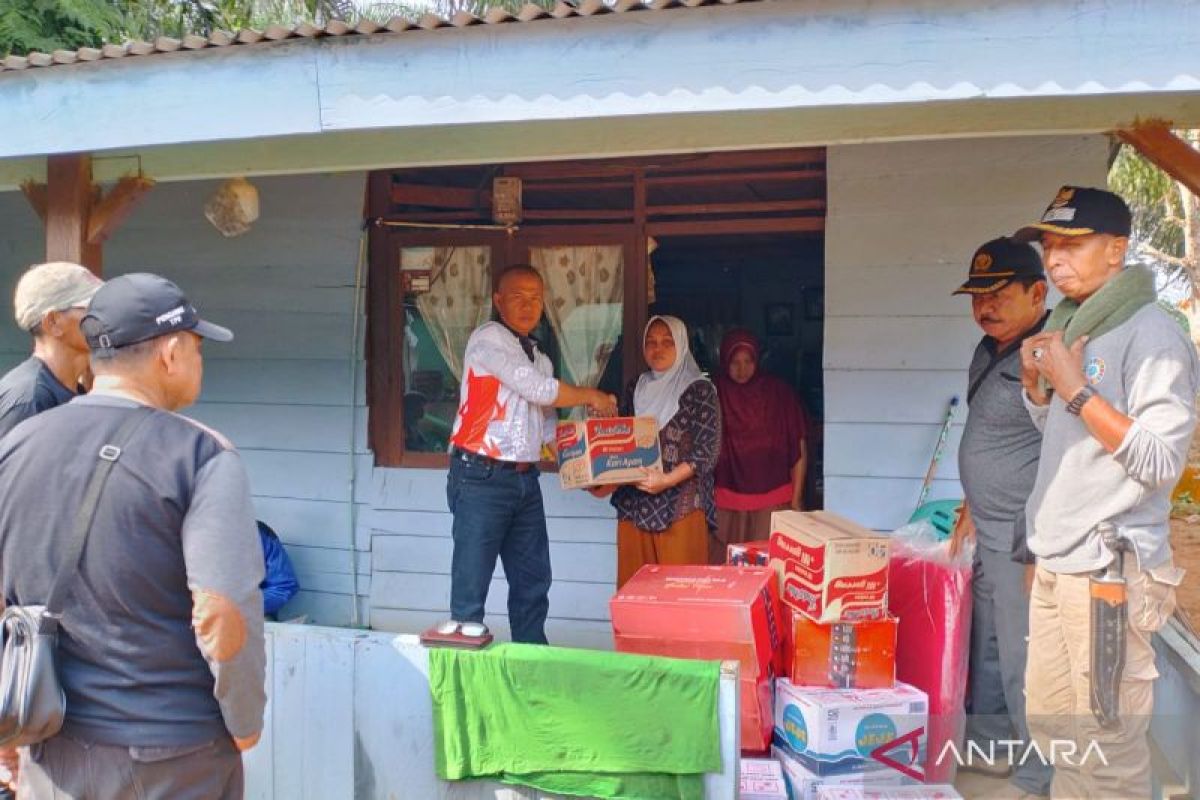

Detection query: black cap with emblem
xmin=82 ymin=273 xmax=234 ymax=357
xmin=1012 ymin=185 xmax=1132 ymax=243
xmin=952 ymin=236 xmax=1045 ymax=296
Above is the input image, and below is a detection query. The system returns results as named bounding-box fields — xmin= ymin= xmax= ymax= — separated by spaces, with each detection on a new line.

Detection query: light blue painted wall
xmin=0 ymin=130 xmax=1111 ymax=635
xmin=822 ymin=134 xmax=1110 ymax=530
xmin=0 ymin=173 xmax=370 ymax=625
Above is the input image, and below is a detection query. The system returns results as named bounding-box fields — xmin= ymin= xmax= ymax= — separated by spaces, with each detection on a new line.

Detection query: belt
xmin=452 ymin=447 xmax=535 ymax=473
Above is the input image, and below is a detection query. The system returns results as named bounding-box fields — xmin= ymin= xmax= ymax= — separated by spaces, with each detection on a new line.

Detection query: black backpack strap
xmin=42 ymin=408 xmax=152 ymax=627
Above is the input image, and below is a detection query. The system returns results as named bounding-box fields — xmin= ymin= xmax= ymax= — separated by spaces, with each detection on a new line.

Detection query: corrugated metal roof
xmin=0 ymin=0 xmax=754 ymax=74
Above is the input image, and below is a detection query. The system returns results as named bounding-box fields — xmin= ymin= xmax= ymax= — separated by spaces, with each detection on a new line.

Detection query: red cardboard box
xmin=727 ymin=540 xmax=771 ymax=567
xmin=790 ymin=614 xmax=897 ymax=689
xmin=768 ymin=511 xmax=890 ymax=623
xmin=610 ymin=565 xmax=784 ymax=753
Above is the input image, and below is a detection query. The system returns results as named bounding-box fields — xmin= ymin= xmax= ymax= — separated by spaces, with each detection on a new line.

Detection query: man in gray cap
xmin=0 ymin=261 xmax=102 ymax=438
xmin=0 ymin=273 xmax=265 ymax=799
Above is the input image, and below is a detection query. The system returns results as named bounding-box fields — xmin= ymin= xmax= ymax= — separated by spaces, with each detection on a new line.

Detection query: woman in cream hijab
xmin=592 ymin=316 xmax=722 ymax=586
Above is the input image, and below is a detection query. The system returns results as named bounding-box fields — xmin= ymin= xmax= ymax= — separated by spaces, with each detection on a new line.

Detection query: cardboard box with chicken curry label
xmin=556 ymin=416 xmax=662 ymax=489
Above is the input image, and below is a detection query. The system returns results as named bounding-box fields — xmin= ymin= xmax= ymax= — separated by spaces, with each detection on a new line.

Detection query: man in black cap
xmin=1017 ymin=187 xmax=1197 ymax=798
xmin=951 ymin=237 xmax=1051 ymax=798
xmin=0 ymin=273 xmax=265 ymax=799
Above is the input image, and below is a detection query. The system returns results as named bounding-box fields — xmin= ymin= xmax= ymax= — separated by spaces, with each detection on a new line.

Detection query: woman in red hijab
xmin=711 ymin=329 xmax=809 ymax=563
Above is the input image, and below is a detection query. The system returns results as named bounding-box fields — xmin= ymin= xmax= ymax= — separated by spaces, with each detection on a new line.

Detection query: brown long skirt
xmin=616 ymin=510 xmax=709 ymax=588
xmin=708 ymin=504 xmax=789 ymax=564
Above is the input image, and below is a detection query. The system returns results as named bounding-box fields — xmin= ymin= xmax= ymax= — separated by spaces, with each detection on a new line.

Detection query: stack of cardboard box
xmin=762 ymin=512 xmax=956 ymax=800
xmin=609 ymin=511 xmax=966 ymax=800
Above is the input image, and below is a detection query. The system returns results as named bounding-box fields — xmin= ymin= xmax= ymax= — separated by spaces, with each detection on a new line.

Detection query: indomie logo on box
xmin=556 ymin=416 xmax=662 ymax=490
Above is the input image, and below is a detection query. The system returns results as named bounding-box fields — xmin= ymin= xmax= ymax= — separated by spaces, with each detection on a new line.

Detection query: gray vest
xmin=0 ymin=395 xmax=228 ymax=746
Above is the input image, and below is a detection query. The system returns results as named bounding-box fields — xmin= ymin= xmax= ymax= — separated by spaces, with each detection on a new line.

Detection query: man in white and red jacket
xmin=442 ymin=264 xmax=616 ymax=644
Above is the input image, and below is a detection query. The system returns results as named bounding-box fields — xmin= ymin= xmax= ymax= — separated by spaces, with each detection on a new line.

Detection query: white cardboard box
xmin=772 ymin=745 xmax=908 ymax=800
xmin=740 ymin=757 xmax=788 ymax=800
xmin=773 ymin=679 xmax=928 ymax=776
xmin=815 ymin=786 xmax=962 ymax=800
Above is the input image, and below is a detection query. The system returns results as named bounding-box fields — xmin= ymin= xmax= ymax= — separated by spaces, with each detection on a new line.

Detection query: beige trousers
xmin=1025 ymin=562 xmax=1179 ymax=800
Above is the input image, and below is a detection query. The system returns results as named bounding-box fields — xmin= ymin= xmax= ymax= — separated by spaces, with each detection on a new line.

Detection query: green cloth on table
xmin=429 ymin=643 xmax=721 ymax=800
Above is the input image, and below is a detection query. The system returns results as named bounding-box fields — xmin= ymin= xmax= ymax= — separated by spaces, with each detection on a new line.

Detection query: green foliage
xmin=0 ymin=0 xmax=562 ymax=56
xmin=1110 ymin=143 xmax=1185 ymax=260
xmin=0 ymin=0 xmax=125 ymax=56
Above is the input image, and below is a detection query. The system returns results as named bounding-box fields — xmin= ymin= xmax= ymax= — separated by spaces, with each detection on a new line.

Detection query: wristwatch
xmin=1066 ymin=385 xmax=1096 ymax=416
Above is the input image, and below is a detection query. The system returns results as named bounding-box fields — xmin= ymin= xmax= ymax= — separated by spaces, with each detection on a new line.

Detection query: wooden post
xmin=44 ymin=154 xmax=101 ymax=275
xmin=365 ymin=171 xmax=405 ymax=467
xmin=1117 ymin=121 xmax=1200 ymax=197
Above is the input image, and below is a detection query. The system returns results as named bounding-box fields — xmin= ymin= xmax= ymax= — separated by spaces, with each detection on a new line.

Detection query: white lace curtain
xmin=531 ymin=245 xmax=624 ymax=389
xmin=409 ymin=246 xmax=492 ymax=381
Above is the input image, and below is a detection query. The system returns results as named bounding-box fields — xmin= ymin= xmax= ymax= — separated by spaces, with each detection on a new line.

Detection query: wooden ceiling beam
xmin=1117 ymin=120 xmax=1200 ymax=197
xmin=87 ymin=176 xmax=155 ymax=246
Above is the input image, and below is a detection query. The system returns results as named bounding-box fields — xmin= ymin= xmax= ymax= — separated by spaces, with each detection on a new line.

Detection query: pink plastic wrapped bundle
xmin=886 ymin=522 xmax=972 ymax=785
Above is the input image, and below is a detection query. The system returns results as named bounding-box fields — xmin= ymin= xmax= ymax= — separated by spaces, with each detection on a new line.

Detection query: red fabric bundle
xmin=887 ymin=541 xmax=972 ymax=785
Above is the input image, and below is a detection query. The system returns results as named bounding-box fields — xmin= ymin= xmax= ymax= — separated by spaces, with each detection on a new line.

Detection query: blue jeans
xmin=446 ymin=455 xmax=552 ymax=644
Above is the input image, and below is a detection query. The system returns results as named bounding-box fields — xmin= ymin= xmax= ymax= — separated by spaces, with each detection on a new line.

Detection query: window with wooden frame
xmin=366 ymin=150 xmax=825 ymax=468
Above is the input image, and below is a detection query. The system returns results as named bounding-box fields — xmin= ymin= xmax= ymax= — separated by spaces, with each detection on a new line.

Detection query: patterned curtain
xmin=410 ymin=246 xmax=492 ymax=381
xmin=531 ymin=245 xmax=624 ymax=389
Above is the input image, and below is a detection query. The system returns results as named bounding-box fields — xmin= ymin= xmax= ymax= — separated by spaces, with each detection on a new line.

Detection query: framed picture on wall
xmin=764 ymin=302 xmax=795 ymax=336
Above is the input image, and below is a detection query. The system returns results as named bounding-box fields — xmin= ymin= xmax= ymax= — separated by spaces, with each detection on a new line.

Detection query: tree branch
xmin=1139 ymin=242 xmax=1193 ymax=269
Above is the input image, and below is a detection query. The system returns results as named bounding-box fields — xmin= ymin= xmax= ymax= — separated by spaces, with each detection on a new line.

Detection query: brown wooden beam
xmin=20 ymin=181 xmax=47 ymax=223
xmin=88 ymin=176 xmax=155 ymax=246
xmin=648 ymin=199 xmax=825 ymax=217
xmin=644 ymin=147 xmax=825 ymax=174
xmin=522 ymin=208 xmax=633 ymax=221
xmin=390 ymin=182 xmax=487 ymax=209
xmin=626 ymin=168 xmax=648 ymax=385
xmin=646 ymin=216 xmax=824 ymax=237
xmin=646 ymin=168 xmax=824 ymax=187
xmin=45 ymin=154 xmax=99 ymax=273
xmin=1117 ymin=121 xmax=1200 ymax=198
xmin=365 ymin=171 xmax=405 ymax=467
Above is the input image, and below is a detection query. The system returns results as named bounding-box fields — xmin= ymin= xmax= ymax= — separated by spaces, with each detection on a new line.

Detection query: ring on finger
xmin=1032 ymin=347 xmax=1044 ymax=361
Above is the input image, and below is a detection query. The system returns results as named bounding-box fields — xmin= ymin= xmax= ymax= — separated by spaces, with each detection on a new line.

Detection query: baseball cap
xmin=82 ymin=273 xmax=233 ymax=357
xmin=952 ymin=237 xmax=1045 ymax=295
xmin=1013 ymin=186 xmax=1132 ymax=243
xmin=13 ymin=261 xmax=103 ymax=331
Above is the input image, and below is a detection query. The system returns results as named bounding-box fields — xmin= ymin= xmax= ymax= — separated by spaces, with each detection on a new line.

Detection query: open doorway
xmin=650 ymin=232 xmax=824 ymax=508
